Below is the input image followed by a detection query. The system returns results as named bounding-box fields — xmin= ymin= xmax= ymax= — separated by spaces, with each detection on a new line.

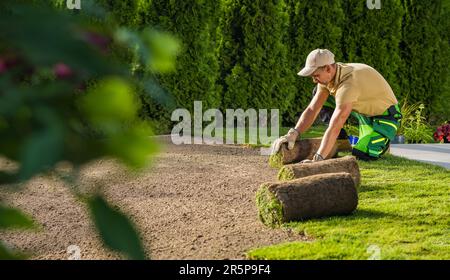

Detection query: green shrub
xmin=397 ymin=97 xmax=421 ymax=136
xmin=402 ymin=104 xmax=434 ymax=143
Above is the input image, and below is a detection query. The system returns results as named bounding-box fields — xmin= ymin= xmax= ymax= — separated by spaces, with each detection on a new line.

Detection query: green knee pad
xmin=352 ymin=113 xmax=394 ymax=160
xmin=353 ymin=132 xmax=390 ymax=159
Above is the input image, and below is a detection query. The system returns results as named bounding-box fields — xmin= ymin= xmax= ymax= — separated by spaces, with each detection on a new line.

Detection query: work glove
xmin=301 ymin=153 xmax=325 ymax=163
xmin=270 ymin=128 xmax=299 ymax=155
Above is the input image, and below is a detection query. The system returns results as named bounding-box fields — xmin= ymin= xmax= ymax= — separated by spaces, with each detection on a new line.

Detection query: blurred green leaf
xmin=18 ymin=107 xmax=64 ymax=181
xmin=115 ymin=28 xmax=144 ymax=53
xmin=115 ymin=28 xmax=150 ymax=72
xmin=0 ymin=206 xmax=35 ymax=229
xmin=142 ymin=78 xmax=176 ymax=110
xmin=142 ymin=29 xmax=180 ymax=73
xmin=0 ymin=0 xmax=174 ymax=261
xmin=0 ymin=242 xmax=25 ymax=260
xmin=88 ymin=195 xmax=146 ymax=260
xmin=61 ymin=134 xmax=105 ymax=166
xmin=0 ymin=2 xmax=119 ymax=79
xmin=115 ymin=28 xmax=180 ymax=73
xmin=0 ymin=171 xmax=17 ymax=185
xmin=80 ymin=77 xmax=139 ymax=133
xmin=106 ymin=122 xmax=159 ymax=169
xmin=0 ymin=77 xmax=25 ymax=118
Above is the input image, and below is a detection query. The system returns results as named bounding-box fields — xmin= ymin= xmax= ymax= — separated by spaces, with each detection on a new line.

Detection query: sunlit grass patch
xmin=247 ymin=154 xmax=450 ymax=260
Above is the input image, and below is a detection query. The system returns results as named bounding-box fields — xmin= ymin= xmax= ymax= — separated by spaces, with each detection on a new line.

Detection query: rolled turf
xmin=278 ymin=155 xmax=360 ymax=186
xmin=268 ymin=138 xmax=338 ymax=168
xmin=256 ymin=172 xmax=358 ymax=227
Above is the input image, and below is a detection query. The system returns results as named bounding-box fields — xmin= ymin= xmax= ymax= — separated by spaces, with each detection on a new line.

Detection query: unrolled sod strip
xmin=256 ymin=172 xmax=358 ymax=228
xmin=278 ymin=155 xmax=360 ymax=186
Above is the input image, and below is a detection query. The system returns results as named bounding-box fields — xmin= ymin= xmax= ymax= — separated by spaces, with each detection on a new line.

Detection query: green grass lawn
xmin=247 ymin=154 xmax=450 ymax=260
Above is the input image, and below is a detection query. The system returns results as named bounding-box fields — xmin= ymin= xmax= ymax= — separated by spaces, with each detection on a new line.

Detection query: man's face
xmin=311 ymin=65 xmax=333 ymax=85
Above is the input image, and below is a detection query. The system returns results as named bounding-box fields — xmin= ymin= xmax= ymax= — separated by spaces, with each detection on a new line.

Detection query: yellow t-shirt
xmin=318 ymin=63 xmax=398 ymax=116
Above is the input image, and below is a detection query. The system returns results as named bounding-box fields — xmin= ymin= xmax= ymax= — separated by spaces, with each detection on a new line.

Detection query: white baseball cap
xmin=298 ymin=49 xmax=335 ymax=76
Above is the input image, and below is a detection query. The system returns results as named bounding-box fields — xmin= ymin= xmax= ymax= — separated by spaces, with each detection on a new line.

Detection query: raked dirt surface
xmin=0 ymin=136 xmax=308 ymax=260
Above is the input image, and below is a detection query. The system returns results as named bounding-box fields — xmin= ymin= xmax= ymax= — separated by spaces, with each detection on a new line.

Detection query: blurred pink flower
xmin=54 ymin=63 xmax=73 ymax=79
xmin=84 ymin=31 xmax=111 ymax=52
xmin=0 ymin=58 xmax=7 ymax=73
xmin=0 ymin=55 xmax=22 ymax=74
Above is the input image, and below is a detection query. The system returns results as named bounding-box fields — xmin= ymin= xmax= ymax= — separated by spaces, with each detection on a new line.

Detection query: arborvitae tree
xmin=217 ymin=0 xmax=244 ymax=107
xmin=400 ymin=0 xmax=450 ymax=118
xmin=219 ymin=0 xmax=296 ymax=118
xmin=95 ymin=0 xmax=449 ymax=128
xmin=341 ymin=0 xmax=403 ymax=98
xmin=97 ymin=0 xmax=152 ymax=27
xmin=430 ymin=1 xmax=450 ymax=123
xmin=284 ymin=0 xmax=344 ymax=125
xmin=97 ymin=0 xmax=222 ymax=133
xmin=144 ymin=0 xmax=222 ymax=113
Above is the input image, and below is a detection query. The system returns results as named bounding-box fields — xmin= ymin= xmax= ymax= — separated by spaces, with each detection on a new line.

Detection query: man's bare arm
xmin=294 ymin=89 xmax=329 ymax=134
xmin=317 ymin=102 xmax=353 ymax=158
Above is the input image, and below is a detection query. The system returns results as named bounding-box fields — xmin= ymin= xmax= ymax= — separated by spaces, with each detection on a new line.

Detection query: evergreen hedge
xmin=284 ymin=0 xmax=345 ymax=125
xmin=89 ymin=0 xmax=450 ymax=129
xmin=218 ymin=0 xmax=295 ymax=116
xmin=341 ymin=0 xmax=403 ymax=97
xmin=399 ymin=0 xmax=450 ymax=119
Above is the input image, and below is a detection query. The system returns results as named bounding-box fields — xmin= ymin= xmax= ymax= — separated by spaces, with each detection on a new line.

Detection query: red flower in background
xmin=433 ymin=122 xmax=450 ymax=143
xmin=0 ymin=55 xmax=20 ymax=74
xmin=53 ymin=63 xmax=73 ymax=79
xmin=0 ymin=58 xmax=7 ymax=73
xmin=83 ymin=31 xmax=111 ymax=53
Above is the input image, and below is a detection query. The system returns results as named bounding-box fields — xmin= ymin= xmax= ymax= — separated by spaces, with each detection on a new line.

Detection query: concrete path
xmin=390 ymin=144 xmax=450 ymax=169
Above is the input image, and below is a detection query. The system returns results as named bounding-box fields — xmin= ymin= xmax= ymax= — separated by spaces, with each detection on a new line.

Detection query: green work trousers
xmin=323 ymin=96 xmax=402 ymax=160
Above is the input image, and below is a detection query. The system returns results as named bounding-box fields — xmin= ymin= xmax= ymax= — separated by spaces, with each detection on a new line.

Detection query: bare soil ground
xmin=0 ymin=136 xmax=309 ymax=260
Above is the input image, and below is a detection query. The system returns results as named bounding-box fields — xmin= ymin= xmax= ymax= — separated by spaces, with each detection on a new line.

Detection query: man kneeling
xmin=273 ymin=49 xmax=402 ymax=161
